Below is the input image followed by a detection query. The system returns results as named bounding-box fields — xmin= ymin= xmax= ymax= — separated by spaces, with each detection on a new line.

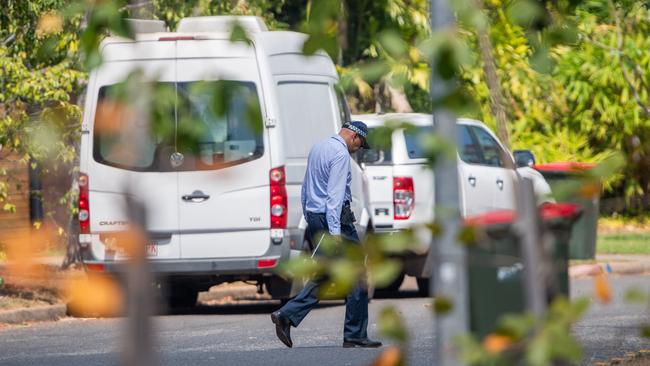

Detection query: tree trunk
xmin=60 ymin=209 xmax=81 ymax=269
xmin=127 ymin=1 xmax=154 ymax=19
xmin=337 ymin=2 xmax=348 ymax=66
xmin=387 ymin=85 xmax=414 ymax=113
xmin=475 ymin=1 xmax=510 ymax=149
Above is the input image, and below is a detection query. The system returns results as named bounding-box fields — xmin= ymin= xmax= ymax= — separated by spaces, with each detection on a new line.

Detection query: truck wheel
xmin=266 ymin=276 xmax=293 ymax=299
xmin=416 ymin=277 xmax=431 ymax=297
xmin=166 ymin=284 xmax=199 ymax=308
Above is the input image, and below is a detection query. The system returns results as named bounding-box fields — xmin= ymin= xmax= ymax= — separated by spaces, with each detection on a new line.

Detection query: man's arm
xmin=301 ymin=178 xmax=307 ymax=214
xmin=325 ymin=152 xmax=350 ymax=236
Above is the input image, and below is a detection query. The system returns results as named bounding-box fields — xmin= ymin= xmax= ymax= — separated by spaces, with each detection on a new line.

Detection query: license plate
xmin=146 ymin=242 xmax=159 ymax=257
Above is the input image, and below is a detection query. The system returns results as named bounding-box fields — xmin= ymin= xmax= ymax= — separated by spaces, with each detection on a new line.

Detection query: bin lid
xmin=540 ymin=202 xmax=581 ymax=220
xmin=533 ymin=161 xmax=595 ymax=173
xmin=464 ymin=203 xmax=582 ymax=227
xmin=464 ymin=210 xmax=515 ymax=226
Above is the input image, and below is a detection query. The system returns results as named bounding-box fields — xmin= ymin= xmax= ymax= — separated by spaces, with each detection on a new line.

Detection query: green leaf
xmin=229 ymin=21 xmax=252 ymax=45
xmin=433 ymin=295 xmax=454 ymax=315
xmin=506 ymin=0 xmax=545 ymax=27
xmin=368 ymin=259 xmax=402 ymax=288
xmin=358 ymin=61 xmax=391 ymax=83
xmin=278 ymin=254 xmax=323 ymax=279
xmin=624 ymin=288 xmax=649 ymax=304
xmin=378 ymin=306 xmax=409 ymax=343
xmin=496 ymin=312 xmax=536 ymax=340
xmin=3 ymin=203 xmax=16 ymax=213
xmin=378 ymin=30 xmax=408 ymax=59
xmin=641 ymin=324 xmax=650 ymax=338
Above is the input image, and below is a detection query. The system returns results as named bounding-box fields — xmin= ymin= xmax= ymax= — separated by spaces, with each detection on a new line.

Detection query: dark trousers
xmin=279 ymin=207 xmax=369 ymax=340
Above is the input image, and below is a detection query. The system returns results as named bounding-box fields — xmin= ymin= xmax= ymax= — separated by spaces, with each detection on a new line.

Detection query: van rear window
xmin=93 ymin=81 xmax=264 ymax=172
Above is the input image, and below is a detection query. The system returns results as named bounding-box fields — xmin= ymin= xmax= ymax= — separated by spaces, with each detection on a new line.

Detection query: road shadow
xmin=162 ymin=299 xmax=346 ymax=316
xmin=372 ymin=289 xmax=427 ymax=299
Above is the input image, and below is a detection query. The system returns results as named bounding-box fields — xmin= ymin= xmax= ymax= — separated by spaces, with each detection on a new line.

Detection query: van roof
xmin=100 ymin=16 xmax=332 ymax=66
xmin=351 ymin=113 xmax=485 ymax=128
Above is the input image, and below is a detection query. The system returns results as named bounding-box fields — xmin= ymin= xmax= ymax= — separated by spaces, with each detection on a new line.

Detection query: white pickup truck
xmin=352 ymin=113 xmax=553 ymax=295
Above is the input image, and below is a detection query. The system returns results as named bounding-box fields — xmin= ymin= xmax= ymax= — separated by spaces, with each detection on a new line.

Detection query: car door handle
xmin=182 ymin=190 xmax=210 ymax=202
xmin=468 ymin=175 xmax=476 ymax=187
xmin=496 ymin=178 xmax=504 ymax=190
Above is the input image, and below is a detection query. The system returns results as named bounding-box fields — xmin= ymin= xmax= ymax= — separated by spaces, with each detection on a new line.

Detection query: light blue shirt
xmin=301 ymin=134 xmax=352 ymax=235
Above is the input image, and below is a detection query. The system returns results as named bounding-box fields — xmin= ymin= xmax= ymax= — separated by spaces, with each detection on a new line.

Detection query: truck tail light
xmin=270 ymin=166 xmax=287 ymax=229
xmin=79 ymin=173 xmax=90 ymax=234
xmin=257 ymin=259 xmax=278 ymax=268
xmin=394 ymin=177 xmax=414 ymax=220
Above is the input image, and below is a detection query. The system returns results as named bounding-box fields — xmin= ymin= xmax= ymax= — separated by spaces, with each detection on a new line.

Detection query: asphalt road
xmin=0 ymin=276 xmax=648 ymax=366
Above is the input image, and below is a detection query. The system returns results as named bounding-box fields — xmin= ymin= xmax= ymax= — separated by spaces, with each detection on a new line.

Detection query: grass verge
xmin=597 ymin=233 xmax=650 ymax=254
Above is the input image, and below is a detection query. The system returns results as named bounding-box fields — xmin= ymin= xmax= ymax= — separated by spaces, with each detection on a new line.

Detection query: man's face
xmin=348 ymin=133 xmax=364 ymax=153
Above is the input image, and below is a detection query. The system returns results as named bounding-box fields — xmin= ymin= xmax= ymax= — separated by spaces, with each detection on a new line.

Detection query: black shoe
xmin=271 ymin=311 xmax=293 ymax=348
xmin=342 ymin=338 xmax=382 ymax=348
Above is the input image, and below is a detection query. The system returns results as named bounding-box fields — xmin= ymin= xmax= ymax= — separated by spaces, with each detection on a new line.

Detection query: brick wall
xmin=0 ymin=153 xmax=31 ymax=247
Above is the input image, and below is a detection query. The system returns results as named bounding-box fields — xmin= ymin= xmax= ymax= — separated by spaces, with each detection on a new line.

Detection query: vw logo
xmin=170 ymin=152 xmax=184 ymax=168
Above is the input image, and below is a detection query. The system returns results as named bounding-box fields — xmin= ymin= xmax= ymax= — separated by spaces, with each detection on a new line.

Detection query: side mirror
xmin=513 ymin=149 xmax=536 ymax=168
xmin=358 ymin=149 xmax=382 ymax=164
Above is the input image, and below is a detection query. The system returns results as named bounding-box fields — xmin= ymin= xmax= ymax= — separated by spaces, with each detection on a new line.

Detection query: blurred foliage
xmin=457 ymin=297 xmax=590 ymax=366
xmin=460 ymin=1 xmax=650 ymax=205
xmin=0 ymin=1 xmax=85 ymax=235
xmin=0 ymin=2 xmax=644 ymax=365
xmin=279 ymin=229 xmax=425 ymax=298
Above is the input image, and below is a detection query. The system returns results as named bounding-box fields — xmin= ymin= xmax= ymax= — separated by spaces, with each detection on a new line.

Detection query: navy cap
xmin=343 ymin=121 xmax=370 ymax=149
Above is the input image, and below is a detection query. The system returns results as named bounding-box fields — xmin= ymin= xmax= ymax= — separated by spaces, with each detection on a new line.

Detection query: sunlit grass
xmin=597 ymin=233 xmax=650 ymax=254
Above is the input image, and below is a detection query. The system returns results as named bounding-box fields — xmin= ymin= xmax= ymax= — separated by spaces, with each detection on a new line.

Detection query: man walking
xmin=271 ymin=121 xmax=382 ymax=349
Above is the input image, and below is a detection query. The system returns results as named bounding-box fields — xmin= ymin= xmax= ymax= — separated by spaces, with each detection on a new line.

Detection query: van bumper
xmin=81 ymin=235 xmax=292 ymax=277
xmin=85 ymin=255 xmax=284 ymax=276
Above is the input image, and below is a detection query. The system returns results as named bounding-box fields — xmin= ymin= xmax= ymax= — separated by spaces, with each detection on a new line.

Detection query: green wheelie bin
xmin=535 ymin=162 xmax=599 ymax=259
xmin=464 ymin=203 xmax=583 ymax=338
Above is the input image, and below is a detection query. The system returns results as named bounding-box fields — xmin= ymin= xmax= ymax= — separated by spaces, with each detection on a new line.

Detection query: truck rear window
xmin=93 ymin=80 xmax=264 ymax=172
xmin=404 ymin=126 xmax=433 ymax=159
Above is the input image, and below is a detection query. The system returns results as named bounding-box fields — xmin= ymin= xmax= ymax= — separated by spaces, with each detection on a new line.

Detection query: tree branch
xmin=2 ymin=34 xmax=15 ymax=46
xmin=611 ymin=0 xmax=650 ymax=117
xmin=474 ymin=0 xmax=510 ymax=148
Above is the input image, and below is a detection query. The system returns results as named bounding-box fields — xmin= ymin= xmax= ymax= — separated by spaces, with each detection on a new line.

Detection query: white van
xmin=353 ymin=113 xmax=553 ymax=295
xmin=78 ymin=16 xmax=369 ymax=307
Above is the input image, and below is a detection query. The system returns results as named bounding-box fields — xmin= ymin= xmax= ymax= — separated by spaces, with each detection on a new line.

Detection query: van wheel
xmin=416 ymin=277 xmax=432 ymax=297
xmin=166 ymin=284 xmax=199 ymax=308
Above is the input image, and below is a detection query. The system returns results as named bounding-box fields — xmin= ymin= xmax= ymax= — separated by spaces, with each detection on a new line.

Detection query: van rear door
xmin=175 ymin=44 xmax=271 ymax=259
xmin=89 ymin=50 xmax=181 ymax=260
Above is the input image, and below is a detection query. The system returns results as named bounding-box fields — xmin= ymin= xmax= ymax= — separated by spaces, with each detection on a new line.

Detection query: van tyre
xmin=166 ymin=284 xmax=199 ymax=308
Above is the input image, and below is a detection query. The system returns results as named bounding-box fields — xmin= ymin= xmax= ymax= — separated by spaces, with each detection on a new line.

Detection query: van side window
xmin=470 ymin=126 xmax=505 ymax=167
xmin=277 ymin=81 xmax=337 ymax=158
xmin=335 ymin=87 xmax=351 ymax=125
xmin=457 ymin=125 xmax=483 ymax=164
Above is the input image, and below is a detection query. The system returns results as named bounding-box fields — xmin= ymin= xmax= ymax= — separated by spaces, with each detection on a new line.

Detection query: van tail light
xmin=394 ymin=177 xmax=414 ymax=220
xmin=270 ymin=166 xmax=287 ymax=229
xmin=86 ymin=263 xmax=104 ymax=272
xmin=78 ymin=173 xmax=90 ymax=234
